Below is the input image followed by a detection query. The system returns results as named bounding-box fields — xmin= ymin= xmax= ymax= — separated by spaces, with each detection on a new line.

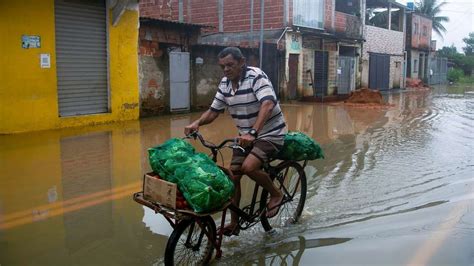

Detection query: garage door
xmin=55 ymin=0 xmax=108 ymax=116
xmin=369 ymin=53 xmax=390 ymax=90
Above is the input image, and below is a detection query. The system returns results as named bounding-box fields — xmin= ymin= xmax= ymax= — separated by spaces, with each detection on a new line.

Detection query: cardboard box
xmin=143 ymin=173 xmax=176 ymax=209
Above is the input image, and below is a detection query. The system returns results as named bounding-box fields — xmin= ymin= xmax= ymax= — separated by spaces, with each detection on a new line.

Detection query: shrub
xmin=448 ymin=68 xmax=464 ymax=82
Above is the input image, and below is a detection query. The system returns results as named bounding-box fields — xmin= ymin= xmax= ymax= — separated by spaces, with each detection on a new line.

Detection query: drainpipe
xmin=179 ymin=0 xmax=183 ymax=22
xmin=250 ymin=0 xmax=254 ymax=44
xmin=276 ymin=27 xmax=290 ymax=45
xmin=218 ymin=0 xmax=223 ymax=32
xmin=388 ymin=2 xmax=392 ymax=30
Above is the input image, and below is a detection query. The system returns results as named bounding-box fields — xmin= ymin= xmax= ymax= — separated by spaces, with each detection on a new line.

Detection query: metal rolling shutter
xmin=55 ymin=0 xmax=108 ymax=116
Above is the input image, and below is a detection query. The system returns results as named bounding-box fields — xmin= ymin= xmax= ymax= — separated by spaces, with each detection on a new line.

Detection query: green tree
xmin=415 ymin=0 xmax=449 ymax=37
xmin=462 ymin=32 xmax=474 ymax=55
xmin=437 ymin=44 xmax=458 ymax=58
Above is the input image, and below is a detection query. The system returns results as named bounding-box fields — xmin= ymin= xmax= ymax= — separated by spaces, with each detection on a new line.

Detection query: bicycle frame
xmin=134 ymin=132 xmax=308 ymax=261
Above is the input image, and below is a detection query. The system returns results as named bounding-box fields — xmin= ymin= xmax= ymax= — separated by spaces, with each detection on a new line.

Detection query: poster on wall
xmin=40 ymin=54 xmax=51 ymax=68
xmin=22 ymin=35 xmax=41 ymax=49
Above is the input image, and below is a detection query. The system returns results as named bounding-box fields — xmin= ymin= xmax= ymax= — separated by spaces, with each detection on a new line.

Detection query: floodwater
xmin=1 ymin=85 xmax=473 ymax=265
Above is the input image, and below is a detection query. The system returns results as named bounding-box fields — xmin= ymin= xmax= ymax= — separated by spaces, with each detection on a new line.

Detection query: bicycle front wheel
xmin=164 ymin=216 xmax=216 ymax=266
xmin=260 ymin=161 xmax=307 ymax=231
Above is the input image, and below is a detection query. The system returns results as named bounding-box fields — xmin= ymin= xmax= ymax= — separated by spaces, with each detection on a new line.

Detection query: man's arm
xmin=238 ymin=99 xmax=274 ymax=147
xmin=252 ymin=100 xmax=275 ymax=133
xmin=184 ymin=109 xmax=220 ymax=135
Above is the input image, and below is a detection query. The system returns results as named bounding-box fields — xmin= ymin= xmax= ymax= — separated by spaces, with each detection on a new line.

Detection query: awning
xmin=140 ymin=17 xmax=213 ymax=29
xmin=199 ymin=29 xmax=286 ymax=48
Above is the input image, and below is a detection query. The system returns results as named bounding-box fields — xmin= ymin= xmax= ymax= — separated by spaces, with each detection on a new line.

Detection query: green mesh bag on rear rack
xmin=276 ymin=131 xmax=325 ymax=161
xmin=148 ymin=138 xmax=234 ymax=213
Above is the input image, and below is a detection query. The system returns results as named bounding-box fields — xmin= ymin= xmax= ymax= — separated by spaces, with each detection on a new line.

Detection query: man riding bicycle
xmin=184 ymin=47 xmax=287 ymax=235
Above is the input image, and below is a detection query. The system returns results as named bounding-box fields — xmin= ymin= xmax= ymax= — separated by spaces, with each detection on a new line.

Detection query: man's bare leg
xmin=219 ymin=168 xmax=242 ymax=234
xmin=241 ymin=154 xmax=283 ymax=218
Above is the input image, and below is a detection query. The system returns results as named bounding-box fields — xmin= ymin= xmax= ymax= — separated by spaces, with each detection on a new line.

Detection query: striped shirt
xmin=210 ymin=66 xmax=287 ymax=140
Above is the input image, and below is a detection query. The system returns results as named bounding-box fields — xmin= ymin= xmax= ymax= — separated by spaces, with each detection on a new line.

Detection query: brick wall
xmin=334 ymin=11 xmax=346 ymax=32
xmin=410 ymin=13 xmax=432 ymax=50
xmin=188 ymin=1 xmax=219 ymax=31
xmin=140 ymin=0 xmax=285 ymax=33
xmin=140 ymin=0 xmax=181 ymax=20
xmin=324 ymin=0 xmax=334 ymax=31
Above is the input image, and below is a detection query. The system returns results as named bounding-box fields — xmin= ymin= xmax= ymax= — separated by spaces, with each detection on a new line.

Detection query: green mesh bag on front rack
xmin=148 ymin=138 xmax=195 ymax=183
xmin=174 ymin=157 xmax=234 ymax=213
xmin=276 ymin=131 xmax=325 ymax=161
xmin=148 ymin=138 xmax=234 ymax=213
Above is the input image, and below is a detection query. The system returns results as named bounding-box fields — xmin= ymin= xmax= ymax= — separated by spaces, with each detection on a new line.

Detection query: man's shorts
xmin=231 ymin=138 xmax=283 ymax=169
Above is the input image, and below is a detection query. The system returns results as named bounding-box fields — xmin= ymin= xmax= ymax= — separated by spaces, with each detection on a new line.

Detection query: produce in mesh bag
xmin=148 ymin=138 xmax=195 ymax=182
xmin=276 ymin=131 xmax=324 ymax=161
xmin=148 ymin=138 xmax=234 ymax=213
xmin=174 ymin=155 xmax=234 ymax=213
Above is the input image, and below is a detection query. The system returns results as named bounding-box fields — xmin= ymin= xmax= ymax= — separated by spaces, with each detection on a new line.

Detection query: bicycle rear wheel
xmin=260 ymin=161 xmax=307 ymax=231
xmin=164 ymin=216 xmax=216 ymax=266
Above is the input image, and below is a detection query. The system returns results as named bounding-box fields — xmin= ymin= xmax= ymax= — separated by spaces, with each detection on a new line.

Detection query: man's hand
xmin=238 ymin=134 xmax=255 ymax=148
xmin=184 ymin=121 xmax=200 ymax=136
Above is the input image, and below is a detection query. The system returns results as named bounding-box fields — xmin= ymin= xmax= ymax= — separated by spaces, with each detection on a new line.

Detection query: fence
xmin=428 ymin=57 xmax=448 ymax=85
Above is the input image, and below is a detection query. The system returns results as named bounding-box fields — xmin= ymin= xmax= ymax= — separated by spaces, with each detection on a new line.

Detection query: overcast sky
xmin=397 ymin=0 xmax=474 ymax=53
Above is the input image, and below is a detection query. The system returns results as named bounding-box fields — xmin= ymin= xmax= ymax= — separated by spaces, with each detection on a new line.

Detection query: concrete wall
xmin=362 ymin=25 xmax=404 ymax=59
xmin=0 ymin=1 xmax=139 ymax=134
xmin=409 ymin=50 xmax=420 ymax=79
xmin=138 ymin=25 xmax=199 ymax=116
xmin=361 ymin=25 xmax=405 ymax=89
xmin=190 ymin=46 xmax=259 ymax=110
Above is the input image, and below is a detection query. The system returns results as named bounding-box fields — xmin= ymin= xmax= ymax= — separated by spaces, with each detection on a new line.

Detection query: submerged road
xmin=1 ymin=85 xmax=473 ymax=265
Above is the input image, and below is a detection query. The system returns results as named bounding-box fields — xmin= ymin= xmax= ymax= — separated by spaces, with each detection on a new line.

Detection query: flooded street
xmin=1 ymin=85 xmax=473 ymax=265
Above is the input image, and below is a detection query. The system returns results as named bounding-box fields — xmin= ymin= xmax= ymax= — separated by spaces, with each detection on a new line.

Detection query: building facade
xmin=139 ymin=0 xmax=365 ymax=104
xmin=361 ymin=0 xmax=406 ymax=90
xmin=406 ymin=12 xmax=432 ymax=82
xmin=1 ymin=0 xmax=140 ymax=134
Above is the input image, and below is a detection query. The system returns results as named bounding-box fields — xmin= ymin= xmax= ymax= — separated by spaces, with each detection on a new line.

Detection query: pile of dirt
xmin=345 ymin=88 xmax=385 ymax=105
xmin=406 ymin=78 xmax=430 ymax=89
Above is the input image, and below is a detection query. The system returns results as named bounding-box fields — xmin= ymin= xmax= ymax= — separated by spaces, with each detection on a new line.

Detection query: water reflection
xmin=0 ymin=85 xmax=473 ymax=264
xmin=216 ymin=236 xmax=352 ymax=265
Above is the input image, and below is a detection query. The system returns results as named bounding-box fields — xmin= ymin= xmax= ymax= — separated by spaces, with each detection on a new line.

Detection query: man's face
xmin=218 ymin=54 xmax=244 ymax=81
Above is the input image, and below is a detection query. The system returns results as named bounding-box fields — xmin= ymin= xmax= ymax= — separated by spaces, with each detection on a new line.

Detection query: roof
xmin=297 ymin=26 xmax=365 ymax=42
xmin=140 ymin=17 xmax=212 ymax=29
xmin=366 ymin=0 xmax=407 ymax=10
xmin=199 ymin=29 xmax=285 ymax=48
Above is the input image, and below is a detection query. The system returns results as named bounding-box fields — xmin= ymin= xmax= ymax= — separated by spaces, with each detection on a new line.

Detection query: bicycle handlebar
xmin=185 ymin=131 xmax=245 ymax=152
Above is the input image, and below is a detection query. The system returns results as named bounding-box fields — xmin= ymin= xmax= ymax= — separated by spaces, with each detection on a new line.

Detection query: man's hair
xmin=218 ymin=47 xmax=244 ymax=61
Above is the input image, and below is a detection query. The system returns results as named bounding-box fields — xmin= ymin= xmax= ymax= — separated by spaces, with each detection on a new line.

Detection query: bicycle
xmin=133 ymin=131 xmax=308 ymax=265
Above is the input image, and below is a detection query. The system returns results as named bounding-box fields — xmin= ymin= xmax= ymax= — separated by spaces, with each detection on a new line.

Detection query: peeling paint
xmin=196 ymin=79 xmax=216 ymax=96
xmin=123 ymin=103 xmax=139 ymax=109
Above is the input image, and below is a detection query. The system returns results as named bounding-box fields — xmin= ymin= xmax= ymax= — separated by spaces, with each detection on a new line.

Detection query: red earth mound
xmin=345 ymin=88 xmax=385 ymax=105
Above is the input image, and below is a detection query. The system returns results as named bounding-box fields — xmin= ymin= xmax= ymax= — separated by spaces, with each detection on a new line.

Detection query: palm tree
xmin=415 ymin=0 xmax=449 ymax=37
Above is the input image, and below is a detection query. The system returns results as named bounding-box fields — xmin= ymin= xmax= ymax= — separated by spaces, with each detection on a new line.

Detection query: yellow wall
xmin=0 ymin=1 xmax=139 ymax=134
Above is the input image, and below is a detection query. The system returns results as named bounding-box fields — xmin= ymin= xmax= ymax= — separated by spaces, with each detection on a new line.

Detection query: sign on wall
xmin=287 ymin=33 xmax=301 ymax=54
xmin=22 ymin=35 xmax=41 ymax=48
xmin=40 ymin=54 xmax=51 ymax=68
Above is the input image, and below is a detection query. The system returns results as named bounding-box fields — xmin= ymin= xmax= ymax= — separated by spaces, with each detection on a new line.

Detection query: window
xmin=414 ymin=59 xmax=418 ymax=73
xmin=422 ymin=25 xmax=427 ymax=36
xmin=413 ymin=22 xmax=419 ymax=34
xmin=293 ymin=0 xmax=324 ymax=29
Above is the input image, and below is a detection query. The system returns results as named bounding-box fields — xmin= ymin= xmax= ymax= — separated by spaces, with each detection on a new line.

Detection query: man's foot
xmin=217 ymin=223 xmax=240 ymax=236
xmin=266 ymin=193 xmax=284 ymax=218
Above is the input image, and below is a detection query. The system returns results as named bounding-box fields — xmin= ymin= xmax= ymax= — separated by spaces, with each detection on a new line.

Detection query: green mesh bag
xmin=276 ymin=131 xmax=325 ymax=161
xmin=148 ymin=138 xmax=234 ymax=213
xmin=148 ymin=138 xmax=195 ymax=182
